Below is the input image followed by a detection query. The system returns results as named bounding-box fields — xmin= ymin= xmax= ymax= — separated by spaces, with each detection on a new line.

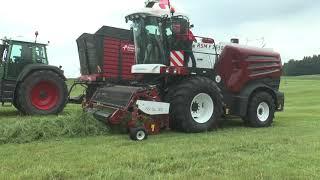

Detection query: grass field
xmin=0 ymin=76 xmax=320 ymax=179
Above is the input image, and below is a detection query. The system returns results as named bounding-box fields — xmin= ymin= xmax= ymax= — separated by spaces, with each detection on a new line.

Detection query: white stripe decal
xmin=176 ymin=51 xmax=184 ymax=59
xmin=171 ymin=54 xmax=183 ymax=66
xmin=170 ymin=51 xmax=184 ymax=67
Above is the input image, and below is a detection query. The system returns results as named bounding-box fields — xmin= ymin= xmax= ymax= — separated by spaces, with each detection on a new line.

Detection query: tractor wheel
xmin=245 ymin=92 xmax=275 ymax=127
xmin=17 ymin=70 xmax=68 ymax=115
xmin=168 ymin=77 xmax=223 ymax=133
xmin=129 ymin=127 xmax=148 ymax=141
xmin=13 ymin=98 xmax=24 ymax=113
xmin=13 ymin=84 xmax=26 ymax=114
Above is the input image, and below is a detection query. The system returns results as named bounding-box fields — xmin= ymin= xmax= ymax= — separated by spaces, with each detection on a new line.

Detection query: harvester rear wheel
xmin=245 ymin=92 xmax=275 ymax=127
xmin=17 ymin=70 xmax=68 ymax=115
xmin=168 ymin=77 xmax=223 ymax=133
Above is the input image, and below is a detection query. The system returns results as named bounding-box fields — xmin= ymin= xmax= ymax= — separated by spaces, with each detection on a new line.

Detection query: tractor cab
xmin=126 ymin=9 xmax=192 ymax=65
xmin=0 ymin=39 xmax=48 ymax=79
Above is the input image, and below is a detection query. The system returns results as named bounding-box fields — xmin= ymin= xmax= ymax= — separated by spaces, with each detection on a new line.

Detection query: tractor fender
xmin=17 ymin=64 xmax=66 ymax=82
xmin=235 ymin=81 xmax=278 ymax=117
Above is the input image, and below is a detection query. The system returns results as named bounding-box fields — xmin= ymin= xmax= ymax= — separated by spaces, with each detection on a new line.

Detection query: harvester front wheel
xmin=17 ymin=70 xmax=68 ymax=115
xmin=169 ymin=77 xmax=223 ymax=133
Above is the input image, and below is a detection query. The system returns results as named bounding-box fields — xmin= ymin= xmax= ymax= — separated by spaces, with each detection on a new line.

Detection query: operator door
xmin=0 ymin=45 xmax=5 ymax=80
xmin=6 ymin=43 xmax=31 ymax=79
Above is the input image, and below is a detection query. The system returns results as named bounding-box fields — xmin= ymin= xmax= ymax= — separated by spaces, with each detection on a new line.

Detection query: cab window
xmin=10 ymin=43 xmax=34 ymax=63
xmin=33 ymin=46 xmax=48 ymax=64
xmin=10 ymin=44 xmax=22 ymax=63
xmin=145 ymin=25 xmax=160 ymax=35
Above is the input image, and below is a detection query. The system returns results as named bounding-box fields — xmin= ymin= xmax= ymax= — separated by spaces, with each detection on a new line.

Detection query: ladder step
xmin=4 ymin=83 xmax=16 ymax=87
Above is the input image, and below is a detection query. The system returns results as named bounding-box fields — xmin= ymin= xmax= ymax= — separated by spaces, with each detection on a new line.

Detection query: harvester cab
xmin=126 ymin=7 xmax=218 ymax=75
xmin=0 ymin=37 xmax=68 ymax=115
xmin=126 ymin=11 xmax=188 ymax=65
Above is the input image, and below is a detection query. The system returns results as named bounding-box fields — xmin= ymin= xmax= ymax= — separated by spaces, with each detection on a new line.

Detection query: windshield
xmin=132 ymin=16 xmax=167 ymax=65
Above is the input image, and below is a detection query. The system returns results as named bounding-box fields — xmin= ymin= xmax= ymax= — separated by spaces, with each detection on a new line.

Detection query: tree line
xmin=283 ymin=55 xmax=320 ymax=76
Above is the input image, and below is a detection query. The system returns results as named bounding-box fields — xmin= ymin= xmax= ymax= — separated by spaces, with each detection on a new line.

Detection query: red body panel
xmin=102 ymin=37 xmax=135 ymax=80
xmin=216 ymin=45 xmax=282 ymax=93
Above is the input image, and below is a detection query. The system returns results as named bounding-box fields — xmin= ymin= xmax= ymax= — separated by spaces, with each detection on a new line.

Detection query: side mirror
xmin=190 ymin=24 xmax=194 ymax=28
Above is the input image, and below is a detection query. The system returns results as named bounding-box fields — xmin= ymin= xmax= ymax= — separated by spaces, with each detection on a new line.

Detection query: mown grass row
xmin=0 ymin=108 xmax=109 ymax=144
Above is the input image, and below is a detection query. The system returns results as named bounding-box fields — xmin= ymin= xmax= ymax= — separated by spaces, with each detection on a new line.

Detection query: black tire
xmin=245 ymin=92 xmax=275 ymax=127
xmin=129 ymin=127 xmax=148 ymax=141
xmin=13 ymin=98 xmax=23 ymax=113
xmin=13 ymin=84 xmax=26 ymax=114
xmin=17 ymin=70 xmax=68 ymax=115
xmin=167 ymin=76 xmax=223 ymax=133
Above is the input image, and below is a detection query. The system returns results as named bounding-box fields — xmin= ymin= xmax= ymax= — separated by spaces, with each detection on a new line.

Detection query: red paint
xmin=30 ymin=81 xmax=59 ymax=110
xmin=216 ymin=45 xmax=282 ymax=93
xmin=102 ymin=38 xmax=135 ymax=80
xmin=79 ymin=74 xmax=102 ymax=82
xmin=170 ymin=51 xmax=184 ymax=66
xmin=159 ymin=0 xmax=170 ymax=9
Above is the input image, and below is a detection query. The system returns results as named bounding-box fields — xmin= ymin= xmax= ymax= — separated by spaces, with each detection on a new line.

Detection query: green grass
xmin=0 ymin=76 xmax=320 ymax=179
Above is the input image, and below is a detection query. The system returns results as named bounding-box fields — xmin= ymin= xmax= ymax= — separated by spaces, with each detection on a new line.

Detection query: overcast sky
xmin=1 ymin=0 xmax=319 ymax=77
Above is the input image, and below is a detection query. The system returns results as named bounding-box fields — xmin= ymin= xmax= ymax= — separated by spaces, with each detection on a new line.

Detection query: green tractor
xmin=0 ymin=38 xmax=68 ymax=115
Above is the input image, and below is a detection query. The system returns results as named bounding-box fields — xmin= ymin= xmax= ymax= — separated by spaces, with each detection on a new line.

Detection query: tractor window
xmin=33 ymin=46 xmax=48 ymax=64
xmin=9 ymin=44 xmax=23 ymax=63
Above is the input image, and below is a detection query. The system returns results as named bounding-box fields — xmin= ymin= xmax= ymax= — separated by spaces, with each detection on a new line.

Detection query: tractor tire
xmin=13 ymin=98 xmax=24 ymax=114
xmin=168 ymin=77 xmax=223 ymax=133
xmin=13 ymin=84 xmax=26 ymax=114
xmin=245 ymin=92 xmax=275 ymax=127
xmin=17 ymin=70 xmax=68 ymax=115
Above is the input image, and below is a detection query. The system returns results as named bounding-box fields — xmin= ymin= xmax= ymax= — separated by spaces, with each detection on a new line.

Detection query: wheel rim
xmin=190 ymin=93 xmax=214 ymax=124
xmin=136 ymin=130 xmax=146 ymax=141
xmin=30 ymin=81 xmax=59 ymax=110
xmin=257 ymin=102 xmax=270 ymax=122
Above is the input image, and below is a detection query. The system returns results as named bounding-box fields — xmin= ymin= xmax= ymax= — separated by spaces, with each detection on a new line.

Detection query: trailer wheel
xmin=169 ymin=77 xmax=223 ymax=133
xmin=17 ymin=70 xmax=68 ymax=115
xmin=246 ymin=92 xmax=275 ymax=127
xmin=129 ymin=127 xmax=148 ymax=141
